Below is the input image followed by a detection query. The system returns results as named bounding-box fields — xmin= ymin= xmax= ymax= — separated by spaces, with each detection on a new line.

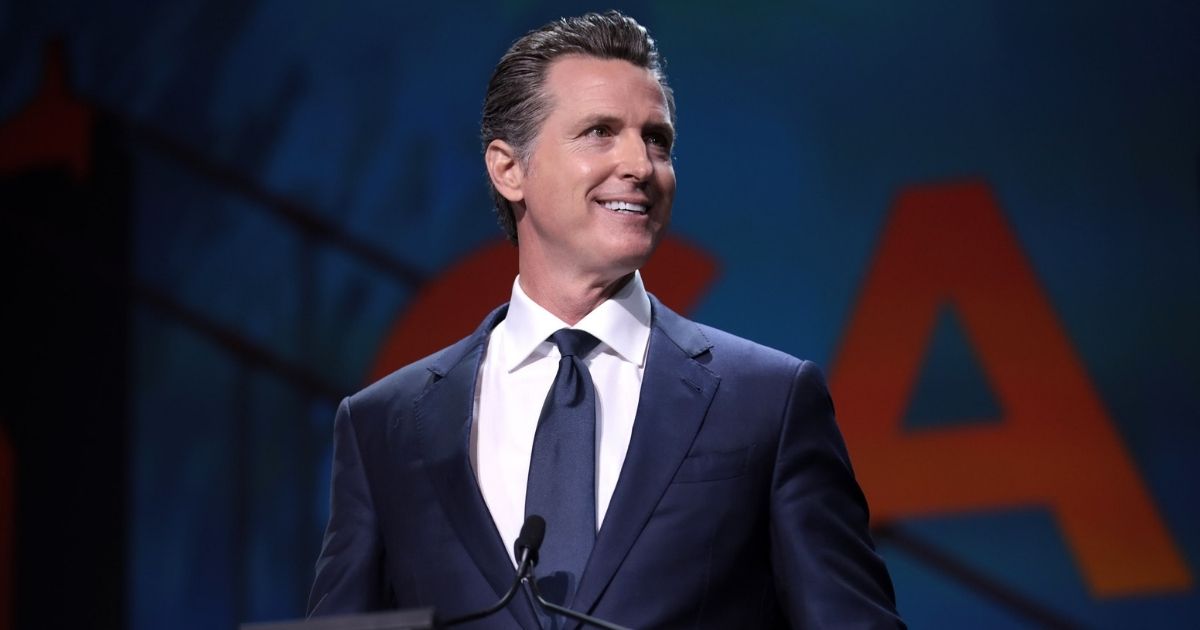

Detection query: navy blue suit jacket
xmin=309 ymin=296 xmax=903 ymax=628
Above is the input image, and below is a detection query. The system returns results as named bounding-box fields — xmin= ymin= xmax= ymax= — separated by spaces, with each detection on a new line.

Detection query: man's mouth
xmin=600 ymin=200 xmax=649 ymax=215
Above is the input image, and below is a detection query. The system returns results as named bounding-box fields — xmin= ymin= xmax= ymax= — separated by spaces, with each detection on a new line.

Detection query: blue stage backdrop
xmin=1 ymin=1 xmax=1197 ymax=628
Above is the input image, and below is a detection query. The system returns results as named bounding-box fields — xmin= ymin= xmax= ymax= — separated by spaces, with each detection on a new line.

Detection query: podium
xmin=240 ymin=608 xmax=435 ymax=630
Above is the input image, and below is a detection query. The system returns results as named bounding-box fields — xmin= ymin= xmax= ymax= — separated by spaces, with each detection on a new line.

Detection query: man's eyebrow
xmin=576 ymin=114 xmax=623 ymax=130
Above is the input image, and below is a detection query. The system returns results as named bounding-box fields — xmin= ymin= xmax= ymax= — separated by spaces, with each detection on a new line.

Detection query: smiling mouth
xmin=600 ymin=200 xmax=649 ymax=215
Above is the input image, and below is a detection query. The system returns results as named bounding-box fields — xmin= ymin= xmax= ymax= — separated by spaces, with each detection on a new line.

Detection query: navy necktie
xmin=525 ymin=328 xmax=601 ymax=617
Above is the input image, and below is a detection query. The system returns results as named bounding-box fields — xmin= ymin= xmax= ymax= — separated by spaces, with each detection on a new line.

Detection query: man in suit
xmin=309 ymin=11 xmax=903 ymax=629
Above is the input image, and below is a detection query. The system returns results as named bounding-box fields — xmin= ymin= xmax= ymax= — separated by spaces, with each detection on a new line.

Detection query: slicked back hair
xmin=481 ymin=10 xmax=675 ymax=243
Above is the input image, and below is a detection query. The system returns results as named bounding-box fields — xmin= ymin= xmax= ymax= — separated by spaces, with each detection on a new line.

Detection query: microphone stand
xmin=439 ymin=515 xmax=631 ymax=630
xmin=438 ymin=550 xmax=535 ymax=628
xmin=523 ymin=573 xmax=633 ymax=630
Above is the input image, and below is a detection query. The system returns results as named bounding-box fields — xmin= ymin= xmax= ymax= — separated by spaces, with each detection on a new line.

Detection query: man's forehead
xmin=543 ymin=55 xmax=672 ymax=120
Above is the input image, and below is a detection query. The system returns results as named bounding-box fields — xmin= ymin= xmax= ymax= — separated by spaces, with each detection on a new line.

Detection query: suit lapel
xmin=572 ymin=297 xmax=721 ymax=616
xmin=413 ymin=305 xmax=539 ymax=629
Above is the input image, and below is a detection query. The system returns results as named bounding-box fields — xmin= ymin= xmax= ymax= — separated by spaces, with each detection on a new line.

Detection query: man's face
xmin=514 ymin=55 xmax=676 ymax=282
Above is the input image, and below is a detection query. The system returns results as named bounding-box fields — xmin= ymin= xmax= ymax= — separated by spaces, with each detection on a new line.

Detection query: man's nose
xmin=616 ymin=132 xmax=653 ymax=182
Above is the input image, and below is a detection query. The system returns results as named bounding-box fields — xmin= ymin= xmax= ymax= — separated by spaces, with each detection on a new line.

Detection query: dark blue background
xmin=1 ymin=1 xmax=1197 ymax=628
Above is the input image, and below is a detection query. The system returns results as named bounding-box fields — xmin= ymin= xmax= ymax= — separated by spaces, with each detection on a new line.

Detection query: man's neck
xmin=517 ymin=270 xmax=634 ymax=326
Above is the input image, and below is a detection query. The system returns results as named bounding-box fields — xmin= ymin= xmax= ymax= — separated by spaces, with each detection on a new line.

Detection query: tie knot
xmin=549 ymin=328 xmax=601 ymax=359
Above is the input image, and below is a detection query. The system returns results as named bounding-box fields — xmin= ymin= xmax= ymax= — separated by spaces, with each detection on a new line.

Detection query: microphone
xmin=438 ymin=515 xmax=546 ymax=628
xmin=522 ymin=521 xmax=632 ymax=630
xmin=515 ymin=514 xmax=545 ymax=577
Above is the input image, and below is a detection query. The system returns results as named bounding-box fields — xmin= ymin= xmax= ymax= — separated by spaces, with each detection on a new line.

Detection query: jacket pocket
xmin=672 ymin=444 xmax=754 ymax=483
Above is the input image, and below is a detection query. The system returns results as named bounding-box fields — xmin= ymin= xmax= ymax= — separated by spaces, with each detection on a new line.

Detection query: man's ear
xmin=485 ymin=139 xmax=525 ymax=203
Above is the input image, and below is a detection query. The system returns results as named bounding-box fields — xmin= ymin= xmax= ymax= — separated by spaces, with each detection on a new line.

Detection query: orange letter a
xmin=830 ymin=180 xmax=1191 ymax=596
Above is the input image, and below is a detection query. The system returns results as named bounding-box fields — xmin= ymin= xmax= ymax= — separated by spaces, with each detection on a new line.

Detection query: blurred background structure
xmin=1 ymin=1 xmax=1197 ymax=628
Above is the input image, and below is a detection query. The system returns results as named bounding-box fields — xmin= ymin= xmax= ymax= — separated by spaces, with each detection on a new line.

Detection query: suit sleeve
xmin=308 ymin=397 xmax=390 ymax=615
xmin=769 ymin=360 xmax=905 ymax=628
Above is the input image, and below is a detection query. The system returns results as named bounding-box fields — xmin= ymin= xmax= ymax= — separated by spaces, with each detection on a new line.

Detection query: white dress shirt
xmin=470 ymin=272 xmax=651 ymax=566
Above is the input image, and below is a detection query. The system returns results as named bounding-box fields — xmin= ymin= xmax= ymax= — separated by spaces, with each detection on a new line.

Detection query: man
xmin=309 ymin=11 xmax=903 ymax=629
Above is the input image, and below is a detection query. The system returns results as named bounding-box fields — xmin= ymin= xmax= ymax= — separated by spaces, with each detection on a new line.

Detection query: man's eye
xmin=645 ymin=133 xmax=672 ymax=150
xmin=587 ymin=126 xmax=612 ymax=137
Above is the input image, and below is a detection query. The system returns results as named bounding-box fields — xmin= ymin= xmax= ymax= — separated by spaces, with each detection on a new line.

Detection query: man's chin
xmin=577 ymin=252 xmax=652 ymax=288
xmin=607 ymin=240 xmax=660 ymax=272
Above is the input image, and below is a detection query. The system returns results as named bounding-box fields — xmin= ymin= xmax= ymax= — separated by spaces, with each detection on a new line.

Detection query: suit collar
xmin=423 ymin=303 xmax=507 ymax=378
xmin=644 ymin=293 xmax=713 ymax=358
xmin=572 ymin=295 xmax=720 ymax=615
xmin=414 ymin=303 xmax=541 ymax=629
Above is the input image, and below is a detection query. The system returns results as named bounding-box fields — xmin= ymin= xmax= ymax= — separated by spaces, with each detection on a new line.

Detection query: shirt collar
xmin=502 ymin=271 xmax=652 ymax=371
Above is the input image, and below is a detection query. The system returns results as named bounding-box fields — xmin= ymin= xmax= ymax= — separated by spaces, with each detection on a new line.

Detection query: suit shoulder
xmin=344 ymin=334 xmax=477 ymax=425
xmin=651 ymin=294 xmax=813 ymax=378
xmin=694 ymin=322 xmax=811 ymax=375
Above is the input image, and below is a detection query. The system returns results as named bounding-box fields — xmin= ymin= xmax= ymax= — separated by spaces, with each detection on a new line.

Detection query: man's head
xmin=481 ymin=11 xmax=676 ymax=244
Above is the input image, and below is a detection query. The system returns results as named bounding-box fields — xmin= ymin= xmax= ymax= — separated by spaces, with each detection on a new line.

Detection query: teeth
xmin=601 ymin=200 xmax=648 ymax=213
